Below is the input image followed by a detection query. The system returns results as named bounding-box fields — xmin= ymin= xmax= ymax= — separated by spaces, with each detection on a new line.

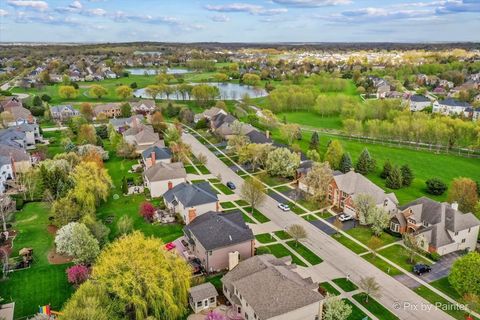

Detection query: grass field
xmin=285 ymin=240 xmax=323 ymax=265
xmin=255 ymin=233 xmax=276 ymax=244
xmin=332 ymin=278 xmax=358 ymax=292
xmin=377 ymin=244 xmax=431 ymax=271
xmin=332 ymin=234 xmax=368 ymax=254
xmin=429 ymin=277 xmax=480 ymax=314
xmin=278 ymin=112 xmax=343 ymax=130
xmin=353 ymin=293 xmax=399 ymax=320
xmin=274 ymin=230 xmax=292 ymax=240
xmin=344 ymin=299 xmax=369 ymax=320
xmin=256 ymin=243 xmax=307 ymax=267
xmin=346 ymin=226 xmax=400 ymax=247
xmin=319 ymin=282 xmax=340 ymax=296
xmin=362 ymin=253 xmax=403 ymax=276
xmin=244 ymin=207 xmax=270 ymax=223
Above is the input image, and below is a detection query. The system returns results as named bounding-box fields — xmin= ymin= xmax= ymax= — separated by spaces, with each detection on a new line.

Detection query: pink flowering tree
xmin=139 ymin=202 xmax=155 ymax=222
xmin=66 ymin=265 xmax=89 ymax=286
xmin=205 ymin=311 xmax=225 ymax=320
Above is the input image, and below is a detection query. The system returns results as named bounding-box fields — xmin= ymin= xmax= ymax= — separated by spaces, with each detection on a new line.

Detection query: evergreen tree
xmin=340 ymin=153 xmax=353 ymax=173
xmin=401 ymin=164 xmax=414 ymax=187
xmin=386 ymin=166 xmax=403 ymax=189
xmin=380 ymin=160 xmax=393 ymax=179
xmin=355 ymin=148 xmax=376 ymax=175
xmin=121 ymin=176 xmax=128 ymax=195
xmin=33 ymin=95 xmax=42 ymax=107
xmin=309 ymin=131 xmax=319 ymax=150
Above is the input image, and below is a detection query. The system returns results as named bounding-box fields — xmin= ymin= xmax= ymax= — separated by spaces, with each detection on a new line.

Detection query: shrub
xmin=429 ymin=252 xmax=441 ymax=262
xmin=426 ymin=178 xmax=447 ymax=195
xmin=139 ymin=202 xmax=155 ymax=222
xmin=66 ymin=265 xmax=90 ymax=286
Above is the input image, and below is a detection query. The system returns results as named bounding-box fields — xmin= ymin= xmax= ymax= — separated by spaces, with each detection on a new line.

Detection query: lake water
xmin=134 ymin=82 xmax=268 ymax=100
xmin=126 ymin=68 xmax=190 ymax=75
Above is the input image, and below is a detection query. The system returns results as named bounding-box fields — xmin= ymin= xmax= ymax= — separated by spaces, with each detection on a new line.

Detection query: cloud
xmin=271 ymin=0 xmax=351 ymax=7
xmin=210 ymin=14 xmax=230 ymax=22
xmin=7 ymin=0 xmax=48 ymax=11
xmin=112 ymin=11 xmax=204 ymax=31
xmin=436 ymin=0 xmax=480 ymax=14
xmin=0 ymin=9 xmax=9 ymax=16
xmin=14 ymin=12 xmax=82 ymax=26
xmin=83 ymin=8 xmax=106 ymax=16
xmin=69 ymin=1 xmax=83 ymax=10
xmin=205 ymin=3 xmax=287 ymax=16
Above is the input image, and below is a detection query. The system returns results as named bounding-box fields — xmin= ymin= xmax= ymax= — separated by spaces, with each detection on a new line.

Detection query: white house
xmin=0 ymin=156 xmax=14 ymax=194
xmin=433 ymin=98 xmax=471 ymax=116
xmin=141 ymin=145 xmax=172 ymax=169
xmin=143 ymin=162 xmax=187 ymax=198
xmin=407 ymin=94 xmax=431 ymax=111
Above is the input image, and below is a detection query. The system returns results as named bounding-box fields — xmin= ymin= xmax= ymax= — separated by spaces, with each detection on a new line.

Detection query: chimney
xmin=132 ymin=116 xmax=138 ymax=128
xmin=167 ymin=181 xmax=173 ymax=190
xmin=151 ymin=151 xmax=156 ymax=165
xmin=228 ymin=251 xmax=240 ymax=270
xmin=451 ymin=202 xmax=459 ymax=211
xmin=265 ymin=130 xmax=270 ymax=139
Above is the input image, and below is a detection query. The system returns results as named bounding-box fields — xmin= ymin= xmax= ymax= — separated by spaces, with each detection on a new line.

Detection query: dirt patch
xmin=48 ymin=249 xmax=73 ymax=265
xmin=47 ymin=224 xmax=58 ymax=235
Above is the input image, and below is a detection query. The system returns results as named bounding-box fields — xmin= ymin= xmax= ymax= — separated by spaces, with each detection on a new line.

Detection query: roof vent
xmin=229 ymin=235 xmax=232 ymax=241
xmin=451 ymin=202 xmax=459 ymax=211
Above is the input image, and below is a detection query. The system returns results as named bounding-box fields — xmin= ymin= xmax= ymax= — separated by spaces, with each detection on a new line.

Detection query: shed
xmin=188 ymin=282 xmax=218 ymax=313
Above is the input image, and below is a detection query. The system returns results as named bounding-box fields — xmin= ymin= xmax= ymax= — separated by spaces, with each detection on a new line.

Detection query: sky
xmin=0 ymin=0 xmax=479 ymax=43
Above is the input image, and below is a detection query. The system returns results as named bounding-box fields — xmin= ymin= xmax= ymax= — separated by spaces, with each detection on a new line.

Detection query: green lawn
xmin=274 ymin=230 xmax=292 ymax=240
xmin=255 ymin=233 xmax=276 ymax=244
xmin=289 ymin=203 xmax=307 ymax=215
xmin=315 ymin=211 xmax=333 ymax=219
xmin=362 ymin=253 xmax=403 ymax=276
xmin=220 ymin=201 xmax=235 ymax=209
xmin=185 ymin=165 xmax=199 ymax=174
xmin=278 ymin=112 xmax=343 ymax=130
xmin=344 ymin=299 xmax=369 ymax=320
xmin=346 ymin=226 xmax=400 ymax=247
xmin=273 ymin=185 xmax=293 ymax=193
xmin=234 ymin=200 xmax=249 ymax=207
xmin=319 ymin=282 xmax=340 ymax=296
xmin=244 ymin=207 xmax=270 ymax=223
xmin=196 ymin=165 xmax=210 ymax=174
xmin=242 ymin=213 xmax=255 ymax=224
xmin=332 ymin=234 xmax=368 ymax=255
xmin=429 ymin=277 xmax=480 ymax=314
xmin=213 ymin=183 xmax=235 ymax=195
xmin=332 ymin=278 xmax=358 ymax=292
xmin=0 ymin=203 xmax=73 ymax=318
xmin=286 ymin=241 xmax=323 ymax=265
xmin=353 ymin=293 xmax=399 ymax=320
xmin=414 ymin=286 xmax=473 ymax=320
xmin=256 ymin=174 xmax=291 ymax=187
xmin=303 ymin=214 xmax=319 ymax=222
xmin=256 ymin=243 xmax=307 ymax=267
xmin=377 ymin=244 xmax=432 ymax=272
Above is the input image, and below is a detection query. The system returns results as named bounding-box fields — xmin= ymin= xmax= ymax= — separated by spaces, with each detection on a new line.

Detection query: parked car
xmin=181 ymin=239 xmax=189 ymax=247
xmin=165 ymin=242 xmax=176 ymax=251
xmin=338 ymin=213 xmax=353 ymax=222
xmin=413 ymin=264 xmax=431 ymax=275
xmin=278 ymin=203 xmax=290 ymax=211
xmin=226 ymin=181 xmax=236 ymax=190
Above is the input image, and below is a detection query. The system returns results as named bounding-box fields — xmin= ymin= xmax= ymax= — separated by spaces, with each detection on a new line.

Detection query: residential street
xmin=183 ymin=132 xmax=455 ymax=320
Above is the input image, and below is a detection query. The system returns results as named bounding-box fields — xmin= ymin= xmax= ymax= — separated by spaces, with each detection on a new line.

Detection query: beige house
xmin=163 ymin=182 xmax=219 ymax=224
xmin=184 ymin=210 xmax=254 ymax=273
xmin=93 ymin=103 xmax=121 ymax=118
xmin=222 ymin=255 xmax=324 ymax=320
xmin=143 ymin=162 xmax=187 ymax=198
xmin=188 ymin=283 xmax=218 ymax=313
xmin=122 ymin=125 xmax=161 ymax=154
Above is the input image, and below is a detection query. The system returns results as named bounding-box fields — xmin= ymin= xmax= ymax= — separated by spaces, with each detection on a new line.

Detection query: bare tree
xmin=0 ymin=195 xmax=14 ymax=232
xmin=197 ymin=153 xmax=207 ymax=166
xmin=288 ymin=224 xmax=307 ymax=247
xmin=240 ymin=177 xmax=266 ymax=214
xmin=359 ymin=276 xmax=381 ymax=303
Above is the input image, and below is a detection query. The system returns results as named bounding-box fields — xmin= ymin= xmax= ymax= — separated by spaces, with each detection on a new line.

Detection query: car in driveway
xmin=278 ymin=203 xmax=290 ymax=211
xmin=338 ymin=213 xmax=353 ymax=222
xmin=413 ymin=264 xmax=432 ymax=275
xmin=226 ymin=181 xmax=236 ymax=190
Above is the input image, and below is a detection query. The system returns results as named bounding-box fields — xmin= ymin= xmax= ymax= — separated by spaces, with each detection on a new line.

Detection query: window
xmin=197 ymin=301 xmax=202 ymax=307
xmin=245 ymin=313 xmax=248 ymax=319
xmin=461 ymin=239 xmax=466 ymax=243
xmin=210 ymin=297 xmax=215 ymax=303
xmin=455 ymin=232 xmax=459 ymax=236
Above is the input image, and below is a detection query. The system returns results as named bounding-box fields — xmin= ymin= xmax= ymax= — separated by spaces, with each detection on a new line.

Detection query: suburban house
xmin=141 ymin=145 xmax=172 ymax=169
xmin=2 ymin=124 xmax=41 ymax=146
xmin=122 ymin=125 xmax=161 ymax=153
xmin=131 ymin=100 xmax=156 ymax=114
xmin=163 ymin=182 xmax=219 ymax=224
xmin=245 ymin=129 xmax=272 ymax=144
xmin=50 ymin=105 xmax=80 ymax=121
xmin=327 ymin=170 xmax=398 ymax=218
xmin=194 ymin=107 xmax=227 ymax=123
xmin=183 ymin=210 xmax=254 ymax=273
xmin=222 ymin=255 xmax=324 ymax=320
xmin=0 ymin=144 xmax=31 ymax=173
xmin=143 ymin=162 xmax=187 ymax=198
xmin=93 ymin=103 xmax=122 ymax=118
xmin=109 ymin=115 xmax=144 ymax=132
xmin=188 ymin=283 xmax=218 ymax=314
xmin=432 ymin=98 xmax=471 ymax=116
xmin=0 ymin=156 xmax=14 ymax=194
xmin=390 ymin=197 xmax=480 ymax=256
xmin=407 ymin=95 xmax=431 ymax=111
xmin=209 ymin=113 xmax=236 ymax=132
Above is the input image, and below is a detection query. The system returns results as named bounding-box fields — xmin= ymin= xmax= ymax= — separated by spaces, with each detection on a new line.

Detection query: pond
xmin=134 ymin=82 xmax=267 ymax=101
xmin=126 ymin=68 xmax=190 ymax=75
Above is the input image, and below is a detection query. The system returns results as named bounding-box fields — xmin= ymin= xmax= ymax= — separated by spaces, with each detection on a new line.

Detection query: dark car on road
xmin=226 ymin=181 xmax=236 ymax=190
xmin=413 ymin=264 xmax=431 ymax=275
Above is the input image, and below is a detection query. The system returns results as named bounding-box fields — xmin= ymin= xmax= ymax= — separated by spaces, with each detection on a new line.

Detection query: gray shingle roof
xmin=163 ymin=182 xmax=218 ymax=207
xmin=141 ymin=146 xmax=172 ymax=161
xmin=184 ymin=210 xmax=253 ymax=251
xmin=143 ymin=162 xmax=186 ymax=182
xmin=438 ymin=98 xmax=471 ymax=108
xmin=222 ymin=255 xmax=323 ymax=319
xmin=189 ymin=283 xmax=218 ymax=303
xmin=410 ymin=95 xmax=430 ymax=102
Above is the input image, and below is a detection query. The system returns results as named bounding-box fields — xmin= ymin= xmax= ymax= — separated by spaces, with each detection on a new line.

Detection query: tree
xmin=339 ymin=153 xmax=353 ymax=173
xmin=117 ymin=215 xmax=133 ymax=235
xmin=80 ymin=103 xmax=94 ymax=121
xmin=358 ymin=277 xmax=380 ymax=303
xmin=33 ymin=95 xmax=42 ymax=107
xmin=449 ymin=252 xmax=480 ymax=296
xmin=366 ymin=207 xmax=390 ymax=237
xmin=77 ymin=124 xmax=97 ymax=145
xmin=355 ymin=148 xmax=376 ymax=175
xmin=41 ymin=94 xmax=52 ymax=102
xmin=89 ymin=85 xmax=108 ymax=99
xmin=58 ymin=85 xmax=78 ymax=99
xmin=83 ymin=215 xmax=110 ymax=246
xmin=324 ymin=140 xmax=344 ymax=170
xmin=90 ymin=232 xmax=191 ymax=319
xmin=191 ymin=84 xmax=219 ymax=108
xmin=55 ymin=222 xmax=100 ymax=265
xmin=367 ymin=236 xmax=383 ymax=259
xmin=303 ymin=162 xmax=333 ymax=206
xmin=385 ymin=166 xmax=403 ymax=190
xmin=309 ymin=131 xmax=319 ymax=150
xmin=288 ymin=224 xmax=307 ymax=247
xmin=151 ymin=111 xmax=166 ymax=133
xmin=115 ymin=85 xmax=133 ymax=99
xmin=380 ymin=160 xmax=392 ymax=179
xmin=214 ymin=73 xmax=229 ymax=83
xmin=242 ymin=73 xmax=261 ymax=86
xmin=67 ymin=265 xmax=90 ymax=286
xmin=353 ymin=193 xmax=375 ymax=225
xmin=241 ymin=177 xmax=266 ymax=214
xmin=116 ymin=138 xmax=137 ymax=159
xmin=265 ymin=148 xmax=300 ymax=178
xmin=280 ymin=124 xmax=301 ymax=144
xmin=322 ymin=295 xmax=352 ymax=320
xmin=448 ymin=177 xmax=478 ymax=213
xmin=0 ymin=196 xmax=14 ymax=232
xmin=120 ymin=103 xmax=131 ymax=118
xmin=179 ymin=107 xmax=194 ymax=124
xmin=426 ymin=178 xmax=447 ymax=196
xmin=145 ymin=85 xmax=162 ymax=99
xmin=139 ymin=202 xmax=155 ymax=222
xmin=400 ymin=164 xmax=414 ymax=187
xmin=403 ymin=233 xmax=421 ymax=264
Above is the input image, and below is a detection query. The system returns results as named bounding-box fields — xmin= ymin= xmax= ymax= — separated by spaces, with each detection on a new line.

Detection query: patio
xmin=153 ymin=209 xmax=176 ymax=224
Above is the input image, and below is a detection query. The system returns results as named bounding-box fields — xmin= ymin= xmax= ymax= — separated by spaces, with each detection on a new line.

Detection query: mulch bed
xmin=48 ymin=248 xmax=73 ymax=264
xmin=47 ymin=224 xmax=58 ymax=235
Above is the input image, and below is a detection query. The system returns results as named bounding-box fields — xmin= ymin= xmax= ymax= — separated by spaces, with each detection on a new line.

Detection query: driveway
xmin=182 ymin=132 xmax=455 ymax=320
xmin=325 ymin=215 xmax=356 ymax=231
xmin=309 ymin=219 xmax=336 ymax=235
